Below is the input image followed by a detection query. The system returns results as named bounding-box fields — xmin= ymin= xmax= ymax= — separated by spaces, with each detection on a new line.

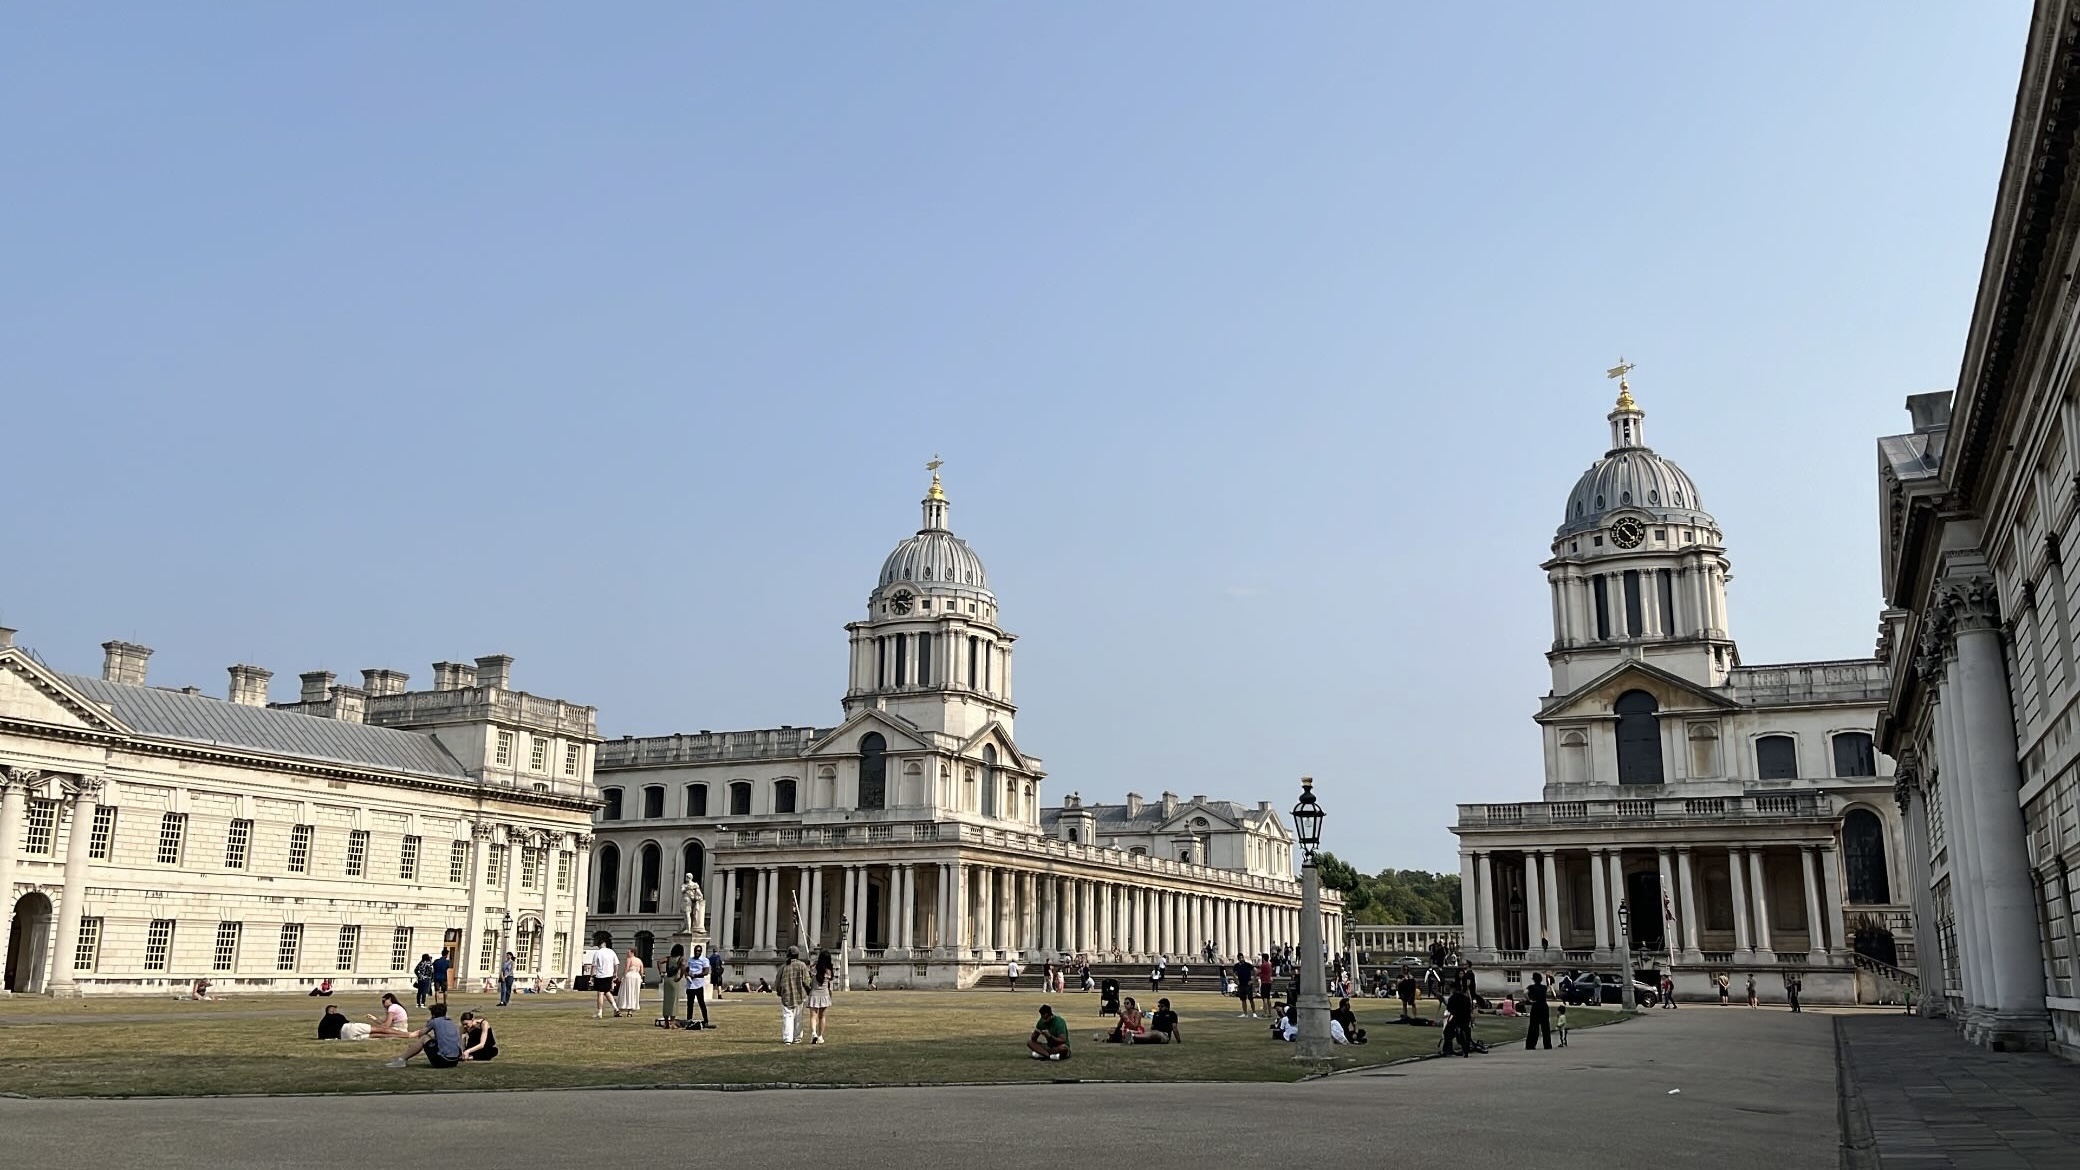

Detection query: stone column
xmin=902 ymin=864 xmax=918 ymax=950
xmin=748 ymin=867 xmax=767 ymax=951
xmin=569 ymin=835 xmax=594 ymax=972
xmin=1893 ymin=758 xmax=1946 ymax=1015
xmin=806 ymin=866 xmax=825 ymax=950
xmin=1676 ymin=847 xmax=1701 ymax=959
xmin=535 ymin=836 xmax=557 ymax=982
xmin=1541 ymin=852 xmax=1563 ymax=952
xmin=1746 ymin=849 xmax=1775 ymax=958
xmin=839 ymin=866 xmax=857 ymax=954
xmin=1819 ymin=845 xmax=1847 ymax=959
xmin=1589 ymin=849 xmax=1612 ymax=957
xmin=1799 ymin=847 xmax=1826 ymax=963
xmin=462 ymin=822 xmax=495 ymax=982
xmin=46 ymin=776 xmax=104 ymax=998
xmin=1459 ymin=851 xmax=1479 ymax=954
xmin=1727 ymin=847 xmax=1752 ymax=959
xmin=1606 ymin=850 xmax=1628 ymax=952
xmin=1949 ymin=582 xmax=2052 ymax=1037
xmin=1933 ymin=677 xmax=1990 ymax=1015
xmin=1473 ymin=852 xmax=1495 ymax=951
xmin=1655 ymin=848 xmax=1677 ymax=957
xmin=1524 ymin=852 xmax=1544 ymax=950
xmin=0 ymin=768 xmax=32 ymax=957
xmin=719 ymin=866 xmax=740 ymax=951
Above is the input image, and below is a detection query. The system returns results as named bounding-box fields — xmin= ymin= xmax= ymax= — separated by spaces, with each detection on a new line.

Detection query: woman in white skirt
xmin=615 ymin=947 xmax=645 ymax=1017
xmin=806 ymin=949 xmax=836 ymax=1044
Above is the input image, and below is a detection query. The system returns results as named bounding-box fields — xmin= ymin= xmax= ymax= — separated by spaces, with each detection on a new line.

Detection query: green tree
xmin=1312 ymin=853 xmax=1461 ymax=926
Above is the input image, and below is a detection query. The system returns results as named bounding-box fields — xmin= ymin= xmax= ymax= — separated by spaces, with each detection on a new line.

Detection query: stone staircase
xmin=1850 ymin=952 xmax=1919 ymax=1006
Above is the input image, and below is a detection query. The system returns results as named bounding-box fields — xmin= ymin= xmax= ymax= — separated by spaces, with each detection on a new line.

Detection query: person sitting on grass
xmin=1331 ymin=997 xmax=1368 ymax=1044
xmin=1274 ymin=1002 xmax=1299 ymax=1042
xmin=366 ymin=993 xmax=412 ymax=1037
xmin=1498 ymin=993 xmax=1519 ymax=1017
xmin=1135 ymin=998 xmax=1182 ymax=1045
xmin=385 ymin=1003 xmax=463 ymax=1069
xmin=307 ymin=979 xmax=334 ymax=998
xmin=1028 ymin=1004 xmax=1072 ymax=1061
xmin=317 ymin=1005 xmax=347 ymax=1040
xmin=1104 ymin=996 xmax=1148 ymax=1043
xmin=189 ymin=978 xmax=215 ymax=1001
xmin=458 ymin=1011 xmax=498 ymax=1062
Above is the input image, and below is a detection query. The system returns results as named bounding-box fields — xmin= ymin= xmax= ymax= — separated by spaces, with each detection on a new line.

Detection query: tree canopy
xmin=1313 ymin=852 xmax=1461 ymax=926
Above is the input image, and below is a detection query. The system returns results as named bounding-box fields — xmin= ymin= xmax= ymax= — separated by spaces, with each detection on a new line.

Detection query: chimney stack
xmin=0 ymin=628 xmax=16 ymax=649
xmin=1125 ymin=792 xmax=1142 ymax=817
xmin=100 ymin=640 xmax=152 ymax=685
xmin=431 ymin=661 xmax=476 ymax=691
xmin=361 ymin=668 xmax=410 ymax=697
xmin=330 ymin=686 xmax=368 ymax=723
xmin=1161 ymin=791 xmax=1178 ymax=817
xmin=227 ymin=665 xmax=273 ymax=706
xmin=299 ymin=671 xmax=335 ymax=703
xmin=473 ymin=654 xmax=513 ymax=691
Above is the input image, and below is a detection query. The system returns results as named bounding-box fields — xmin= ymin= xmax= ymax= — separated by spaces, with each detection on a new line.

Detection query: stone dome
xmin=880 ymin=530 xmax=989 ymax=591
xmin=1557 ymin=447 xmax=1713 ymax=539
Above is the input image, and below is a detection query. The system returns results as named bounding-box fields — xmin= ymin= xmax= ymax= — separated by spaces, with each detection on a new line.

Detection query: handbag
xmin=574 ymin=972 xmax=593 ymax=992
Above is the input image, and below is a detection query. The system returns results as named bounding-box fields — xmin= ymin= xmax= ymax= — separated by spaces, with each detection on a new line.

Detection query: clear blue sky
xmin=0 ymin=3 xmax=2031 ymax=872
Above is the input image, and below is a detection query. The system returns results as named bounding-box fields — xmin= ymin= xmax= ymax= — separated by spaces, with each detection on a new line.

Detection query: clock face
xmin=1611 ymin=517 xmax=1647 ymax=549
xmin=889 ymin=591 xmax=914 ymax=615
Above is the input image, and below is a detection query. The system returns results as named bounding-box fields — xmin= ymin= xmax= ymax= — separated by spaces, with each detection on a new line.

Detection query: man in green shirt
xmin=1027 ymin=1004 xmax=1071 ymax=1061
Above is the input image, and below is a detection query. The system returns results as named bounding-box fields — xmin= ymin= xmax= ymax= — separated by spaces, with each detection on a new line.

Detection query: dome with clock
xmin=876 ymin=468 xmax=993 ymax=600
xmin=1554 ymin=377 xmax=1719 ymax=545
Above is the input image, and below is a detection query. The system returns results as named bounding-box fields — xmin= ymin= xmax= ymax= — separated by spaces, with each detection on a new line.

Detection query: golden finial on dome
xmin=1606 ymin=358 xmax=1638 ymax=411
xmin=925 ymin=455 xmax=946 ymax=501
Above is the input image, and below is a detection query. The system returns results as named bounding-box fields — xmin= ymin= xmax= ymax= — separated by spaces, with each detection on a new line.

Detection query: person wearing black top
xmin=459 ymin=1012 xmax=499 ymax=1062
xmin=316 ymin=1005 xmax=346 ymax=1040
xmin=1331 ymin=997 xmax=1367 ymax=1044
xmin=1441 ymin=987 xmax=1475 ymax=1056
xmin=1140 ymin=998 xmax=1182 ymax=1044
xmin=1524 ymin=972 xmax=1553 ymax=1050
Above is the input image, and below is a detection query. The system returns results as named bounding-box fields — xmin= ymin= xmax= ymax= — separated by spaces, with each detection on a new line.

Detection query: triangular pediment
xmin=952 ymin=721 xmax=1038 ymax=775
xmin=1538 ymin=658 xmax=1739 ymax=722
xmin=805 ymin=708 xmax=932 ymax=757
xmin=1157 ymin=801 xmax=1242 ymax=834
xmin=0 ymin=652 xmax=130 ymax=734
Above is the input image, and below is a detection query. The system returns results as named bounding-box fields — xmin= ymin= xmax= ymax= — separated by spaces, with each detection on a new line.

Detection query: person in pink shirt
xmin=366 ymin=993 xmax=412 ymax=1037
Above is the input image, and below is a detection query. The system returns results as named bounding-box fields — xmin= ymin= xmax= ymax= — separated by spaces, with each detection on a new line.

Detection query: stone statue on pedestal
xmin=681 ymin=874 xmax=708 ymax=940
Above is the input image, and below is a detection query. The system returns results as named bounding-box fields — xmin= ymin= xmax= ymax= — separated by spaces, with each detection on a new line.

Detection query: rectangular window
xmin=564 ymin=743 xmax=580 ymax=776
xmin=495 ymin=730 xmax=515 ymax=767
xmin=894 ymin=635 xmax=909 ymax=685
xmin=88 ymin=805 xmax=116 ymax=860
xmin=969 ymin=636 xmax=979 ymax=688
xmin=156 ymin=812 xmax=187 ymax=865
xmin=530 ymin=736 xmax=548 ymax=772
xmin=488 ymin=844 xmax=508 ymax=887
xmin=276 ymin=923 xmax=303 ymax=971
xmin=390 ymin=926 xmax=413 ymax=971
xmin=686 ymin=784 xmax=708 ymax=817
xmin=553 ymin=932 xmax=569 ymax=973
xmin=345 ymin=829 xmax=368 ymax=877
xmin=288 ymin=824 xmax=313 ymax=873
xmin=876 ymin=636 xmax=887 ymax=686
xmin=478 ymin=929 xmax=498 ymax=972
xmin=400 ymin=835 xmax=421 ymax=881
xmin=213 ymin=921 xmax=242 ymax=971
xmin=74 ymin=917 xmax=102 ymax=971
xmin=336 ymin=925 xmax=360 ymax=972
xmin=225 ymin=818 xmax=252 ymax=870
xmin=1622 ymin=569 xmax=1644 ymax=637
xmin=1657 ymin=569 xmax=1678 ymax=635
xmin=520 ymin=846 xmax=540 ymax=891
xmin=556 ymin=850 xmax=572 ymax=892
xmin=642 ymin=786 xmax=664 ymax=818
xmin=449 ymin=840 xmax=470 ymax=884
xmin=1592 ymin=576 xmax=1611 ymax=640
xmin=24 ymin=799 xmax=57 ymax=856
xmin=917 ymin=632 xmax=932 ymax=686
xmin=143 ymin=919 xmax=175 ymax=971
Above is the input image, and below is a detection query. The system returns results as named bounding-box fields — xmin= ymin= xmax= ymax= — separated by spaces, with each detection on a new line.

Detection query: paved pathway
xmin=0 ymin=1006 xmax=1839 ymax=1169
xmin=1837 ymin=1014 xmax=2080 ymax=1168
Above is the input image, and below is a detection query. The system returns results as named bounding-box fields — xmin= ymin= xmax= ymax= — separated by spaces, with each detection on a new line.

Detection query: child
xmin=1556 ymin=1003 xmax=1570 ymax=1047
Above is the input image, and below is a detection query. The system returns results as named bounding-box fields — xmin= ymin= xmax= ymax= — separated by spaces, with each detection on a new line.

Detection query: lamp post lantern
xmin=1616 ymin=900 xmax=1637 ymax=1013
xmin=1292 ymin=777 xmax=1333 ymax=1061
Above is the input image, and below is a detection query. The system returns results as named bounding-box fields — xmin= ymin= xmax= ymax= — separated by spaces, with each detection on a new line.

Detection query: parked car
xmin=1560 ymin=972 xmax=1658 ymax=1005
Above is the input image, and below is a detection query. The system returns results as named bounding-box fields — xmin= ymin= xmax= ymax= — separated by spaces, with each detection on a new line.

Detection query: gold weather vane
xmin=1606 ymin=357 xmax=1638 ymax=410
xmin=926 ymin=455 xmax=946 ymax=501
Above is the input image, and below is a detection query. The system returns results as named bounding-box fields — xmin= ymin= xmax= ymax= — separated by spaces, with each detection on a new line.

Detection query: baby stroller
xmin=1099 ymin=978 xmax=1121 ymax=1017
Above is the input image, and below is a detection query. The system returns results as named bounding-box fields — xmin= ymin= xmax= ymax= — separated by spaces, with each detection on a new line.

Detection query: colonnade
xmin=1461 ymin=842 xmax=1845 ymax=964
xmin=706 ymin=857 xmax=1322 ymax=962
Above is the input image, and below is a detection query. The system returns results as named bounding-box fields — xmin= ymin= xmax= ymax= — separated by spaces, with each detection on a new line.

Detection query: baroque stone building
xmin=1872 ymin=0 xmax=2080 ymax=1061
xmin=587 ymin=470 xmax=1329 ymax=987
xmin=0 ymin=638 xmax=599 ymax=995
xmin=1452 ymin=375 xmax=1908 ymax=1004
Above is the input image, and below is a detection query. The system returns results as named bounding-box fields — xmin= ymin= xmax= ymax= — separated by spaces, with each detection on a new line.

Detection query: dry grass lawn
xmin=0 ymin=987 xmax=1619 ymax=1097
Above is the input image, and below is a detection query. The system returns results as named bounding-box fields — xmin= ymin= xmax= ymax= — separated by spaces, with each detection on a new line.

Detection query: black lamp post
xmin=1292 ymin=777 xmax=1331 ymax=1059
xmin=1616 ymin=900 xmax=1637 ymax=1012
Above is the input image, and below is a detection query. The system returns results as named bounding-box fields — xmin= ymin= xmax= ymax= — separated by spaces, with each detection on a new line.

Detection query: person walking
xmin=777 ymin=946 xmax=813 ymax=1044
xmin=1555 ymin=1003 xmax=1570 ymax=1047
xmin=660 ymin=945 xmax=685 ymax=1027
xmin=412 ymin=955 xmax=434 ymax=1008
xmin=807 ymin=949 xmax=836 ymax=1044
xmin=587 ymin=933 xmax=619 ymax=1020
xmin=1524 ymin=972 xmax=1553 ymax=1049
xmin=1441 ymin=983 xmax=1475 ymax=1057
xmin=430 ymin=952 xmax=452 ymax=1006
xmin=1746 ymin=973 xmax=1758 ymax=1008
xmin=1398 ymin=971 xmax=1419 ymax=1020
xmin=1006 ymin=958 xmax=1021 ymax=992
xmin=1784 ymin=972 xmax=1803 ymax=1013
xmin=616 ymin=948 xmax=645 ymax=1017
xmin=1659 ymin=972 xmax=1677 ymax=1009
xmin=498 ymin=952 xmax=516 ymax=1007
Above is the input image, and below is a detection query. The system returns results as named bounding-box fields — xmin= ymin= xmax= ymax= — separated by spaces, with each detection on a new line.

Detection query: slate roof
xmin=1039 ymin=800 xmax=1272 ymax=831
xmin=57 ymin=672 xmax=468 ymax=780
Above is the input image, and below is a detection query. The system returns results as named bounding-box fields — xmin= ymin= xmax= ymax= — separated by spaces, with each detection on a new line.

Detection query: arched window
xmin=641 ymin=786 xmax=664 ymax=819
xmin=1559 ymin=731 xmax=1589 ymax=784
xmin=681 ymin=840 xmax=705 ymax=887
xmin=1756 ymin=735 xmax=1799 ymax=780
xmin=1067 ymin=827 xmax=1079 ymax=843
xmin=1614 ymin=690 xmax=1664 ymax=784
xmin=595 ymin=843 xmax=620 ymax=914
xmin=1130 ymin=846 xmax=1148 ymax=857
xmin=858 ymin=733 xmax=887 ymax=810
xmin=600 ymin=788 xmax=624 ymax=821
xmin=728 ymin=781 xmax=753 ymax=816
xmin=1843 ymin=809 xmax=1891 ymax=903
xmin=685 ymin=784 xmax=708 ymax=817
xmin=637 ymin=843 xmax=662 ymax=913
xmin=1832 ymin=732 xmax=1876 ymax=778
xmin=774 ymin=778 xmax=798 ymax=814
xmin=981 ymin=745 xmax=998 ymax=817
